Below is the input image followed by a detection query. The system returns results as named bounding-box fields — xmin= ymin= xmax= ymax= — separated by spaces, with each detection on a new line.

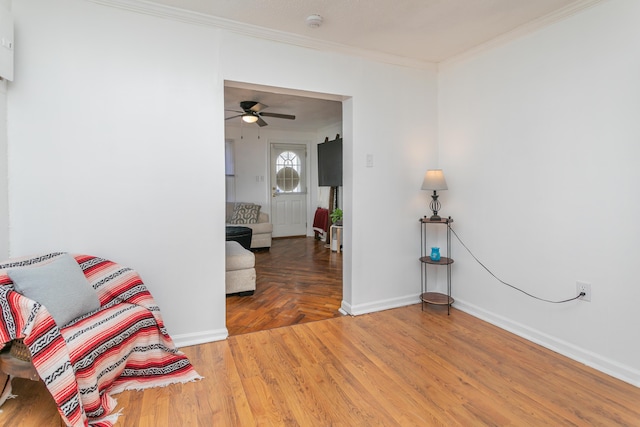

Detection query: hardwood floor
xmin=4 ymin=242 xmax=640 ymax=426
xmin=226 ymin=237 xmax=344 ymax=336
xmin=6 ymin=305 xmax=640 ymax=426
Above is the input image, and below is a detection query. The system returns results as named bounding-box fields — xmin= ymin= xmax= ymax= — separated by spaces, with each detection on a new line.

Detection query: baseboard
xmin=454 ymin=298 xmax=640 ymax=388
xmin=341 ymin=294 xmax=420 ymax=316
xmin=172 ymin=328 xmax=228 ymax=349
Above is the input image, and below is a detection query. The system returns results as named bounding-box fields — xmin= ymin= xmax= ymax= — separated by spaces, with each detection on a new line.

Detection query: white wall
xmin=8 ymin=0 xmax=438 ymax=344
xmin=0 ymin=80 xmax=7 ymax=259
xmin=226 ymin=121 xmax=343 ymax=238
xmin=225 ymin=125 xmax=316 ymax=213
xmin=9 ymin=0 xmax=226 ymax=344
xmin=439 ymin=0 xmax=640 ymax=385
xmin=0 ymin=0 xmax=9 ymax=259
xmin=225 ymin=124 xmax=315 ymax=237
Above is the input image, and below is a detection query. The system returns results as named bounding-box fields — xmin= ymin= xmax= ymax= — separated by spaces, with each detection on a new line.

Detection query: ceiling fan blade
xmin=260 ymin=112 xmax=296 ymax=120
xmin=239 ymin=101 xmax=256 ymax=111
xmin=256 ymin=117 xmax=268 ymax=127
xmin=240 ymin=101 xmax=268 ymax=113
xmin=225 ymin=114 xmax=243 ymax=120
xmin=250 ymin=102 xmax=267 ymax=113
xmin=225 ymin=109 xmax=243 ymax=113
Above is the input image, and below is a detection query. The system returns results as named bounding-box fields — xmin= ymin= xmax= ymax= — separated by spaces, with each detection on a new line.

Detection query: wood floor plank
xmin=3 ymin=238 xmax=640 ymax=426
xmin=226 ymin=237 xmax=343 ymax=336
xmin=301 ymin=321 xmax=440 ymax=426
xmin=0 ymin=378 xmax=59 ymax=426
xmin=306 ymin=323 xmax=435 ymax=425
xmin=4 ymin=305 xmax=640 ymax=426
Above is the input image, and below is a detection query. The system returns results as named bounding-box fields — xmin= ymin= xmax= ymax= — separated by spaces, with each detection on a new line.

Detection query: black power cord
xmin=450 ymin=227 xmax=584 ymax=304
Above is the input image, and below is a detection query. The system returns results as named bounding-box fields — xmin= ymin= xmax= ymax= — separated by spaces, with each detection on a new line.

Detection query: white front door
xmin=270 ymin=143 xmax=307 ymax=237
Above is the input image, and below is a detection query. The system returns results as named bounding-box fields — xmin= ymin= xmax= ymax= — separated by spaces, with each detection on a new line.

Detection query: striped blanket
xmin=0 ymin=253 xmax=202 ymax=426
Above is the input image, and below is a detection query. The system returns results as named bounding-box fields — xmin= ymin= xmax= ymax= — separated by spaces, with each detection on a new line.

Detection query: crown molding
xmin=439 ymin=0 xmax=606 ymax=69
xmin=87 ymin=0 xmax=436 ymax=70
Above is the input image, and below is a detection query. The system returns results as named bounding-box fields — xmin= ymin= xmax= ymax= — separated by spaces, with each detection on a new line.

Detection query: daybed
xmin=0 ymin=253 xmax=201 ymax=427
xmin=226 ymin=202 xmax=272 ymax=249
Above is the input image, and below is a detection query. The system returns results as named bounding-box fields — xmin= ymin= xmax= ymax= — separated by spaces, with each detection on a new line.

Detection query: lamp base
xmin=428 ymin=192 xmax=442 ymax=222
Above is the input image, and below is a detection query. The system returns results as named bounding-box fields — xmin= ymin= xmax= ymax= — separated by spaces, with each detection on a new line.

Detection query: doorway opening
xmin=224 ymin=81 xmax=347 ymax=336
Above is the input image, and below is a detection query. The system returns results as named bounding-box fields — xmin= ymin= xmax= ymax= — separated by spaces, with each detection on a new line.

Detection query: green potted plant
xmin=330 ymin=208 xmax=343 ymax=225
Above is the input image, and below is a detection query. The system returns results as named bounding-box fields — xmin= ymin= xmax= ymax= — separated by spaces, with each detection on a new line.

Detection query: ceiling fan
xmin=225 ymin=101 xmax=296 ymax=127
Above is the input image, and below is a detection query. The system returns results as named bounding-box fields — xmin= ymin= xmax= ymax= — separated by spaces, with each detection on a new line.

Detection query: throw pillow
xmin=230 ymin=203 xmax=261 ymax=224
xmin=8 ymin=253 xmax=101 ymax=327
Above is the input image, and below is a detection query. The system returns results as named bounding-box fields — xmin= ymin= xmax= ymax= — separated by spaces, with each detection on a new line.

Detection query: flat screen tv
xmin=317 ymin=138 xmax=342 ymax=187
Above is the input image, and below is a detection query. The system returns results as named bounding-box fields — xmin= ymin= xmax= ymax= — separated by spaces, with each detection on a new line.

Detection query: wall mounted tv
xmin=317 ymin=137 xmax=342 ymax=187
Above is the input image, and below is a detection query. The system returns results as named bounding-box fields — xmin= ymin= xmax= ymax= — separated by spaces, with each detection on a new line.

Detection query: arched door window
xmin=275 ymin=150 xmax=301 ymax=193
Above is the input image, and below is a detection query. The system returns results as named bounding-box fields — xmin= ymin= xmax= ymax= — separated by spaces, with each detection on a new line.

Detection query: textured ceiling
xmin=138 ymin=0 xmax=597 ymax=131
xmin=145 ymin=0 xmax=583 ymax=62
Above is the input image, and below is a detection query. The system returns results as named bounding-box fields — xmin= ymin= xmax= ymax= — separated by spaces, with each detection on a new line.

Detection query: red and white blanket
xmin=0 ymin=253 xmax=202 ymax=426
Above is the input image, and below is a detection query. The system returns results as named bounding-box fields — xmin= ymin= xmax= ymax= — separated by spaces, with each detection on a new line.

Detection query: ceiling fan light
xmin=242 ymin=114 xmax=258 ymax=123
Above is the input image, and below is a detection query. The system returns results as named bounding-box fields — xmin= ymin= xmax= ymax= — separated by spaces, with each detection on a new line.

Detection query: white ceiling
xmin=145 ymin=0 xmax=594 ymax=63
xmin=141 ymin=0 xmax=600 ymax=131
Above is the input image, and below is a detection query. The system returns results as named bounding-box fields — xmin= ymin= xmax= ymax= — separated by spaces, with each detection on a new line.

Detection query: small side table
xmin=329 ymin=225 xmax=343 ymax=253
xmin=419 ymin=216 xmax=454 ymax=314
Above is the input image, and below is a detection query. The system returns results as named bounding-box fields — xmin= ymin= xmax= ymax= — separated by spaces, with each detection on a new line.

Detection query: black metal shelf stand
xmin=419 ymin=216 xmax=454 ymax=314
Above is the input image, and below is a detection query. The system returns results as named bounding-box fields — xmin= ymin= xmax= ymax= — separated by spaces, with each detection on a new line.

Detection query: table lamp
xmin=421 ymin=169 xmax=448 ymax=221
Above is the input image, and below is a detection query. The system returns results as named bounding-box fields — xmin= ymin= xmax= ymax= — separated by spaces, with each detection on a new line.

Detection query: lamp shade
xmin=421 ymin=169 xmax=448 ymax=191
xmin=242 ymin=113 xmax=259 ymax=123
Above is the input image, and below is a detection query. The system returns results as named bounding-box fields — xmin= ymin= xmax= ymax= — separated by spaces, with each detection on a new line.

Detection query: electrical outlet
xmin=577 ymin=281 xmax=592 ymax=302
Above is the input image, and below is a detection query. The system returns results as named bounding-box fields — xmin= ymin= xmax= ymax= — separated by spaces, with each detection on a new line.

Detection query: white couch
xmin=226 ymin=202 xmax=273 ymax=249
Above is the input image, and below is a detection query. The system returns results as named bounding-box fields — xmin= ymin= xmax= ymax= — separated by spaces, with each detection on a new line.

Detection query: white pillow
xmin=8 ymin=253 xmax=101 ymax=327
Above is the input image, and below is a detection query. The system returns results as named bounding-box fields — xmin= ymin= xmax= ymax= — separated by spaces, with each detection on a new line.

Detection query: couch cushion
xmin=246 ymin=221 xmax=273 ymax=234
xmin=230 ymin=203 xmax=261 ymax=224
xmin=225 ymin=241 xmax=255 ymax=271
xmin=8 ymin=253 xmax=101 ymax=327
